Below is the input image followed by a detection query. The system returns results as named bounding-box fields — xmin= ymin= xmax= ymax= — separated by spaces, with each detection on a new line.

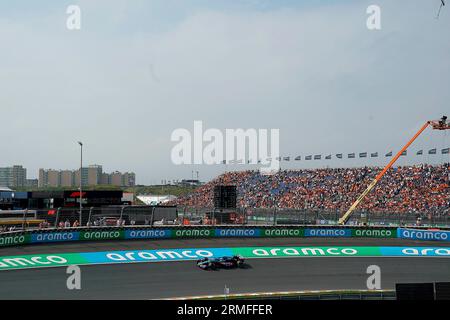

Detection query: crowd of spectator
xmin=171 ymin=164 xmax=450 ymax=216
xmin=0 ymin=225 xmax=16 ymax=233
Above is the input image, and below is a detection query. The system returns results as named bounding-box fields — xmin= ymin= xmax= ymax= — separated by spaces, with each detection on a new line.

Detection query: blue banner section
xmin=8 ymin=226 xmax=450 ymax=247
xmin=214 ymin=228 xmax=261 ymax=237
xmin=124 ymin=229 xmax=172 ymax=239
xmin=305 ymin=229 xmax=352 ymax=237
xmin=380 ymin=246 xmax=450 ymax=257
xmin=79 ymin=248 xmax=234 ymax=264
xmin=397 ymin=228 xmax=450 ymax=242
xmin=31 ymin=232 xmax=80 ymax=243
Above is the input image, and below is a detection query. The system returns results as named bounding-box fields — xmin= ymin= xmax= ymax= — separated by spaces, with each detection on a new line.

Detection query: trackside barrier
xmin=168 ymin=290 xmax=397 ymax=300
xmin=3 ymin=246 xmax=450 ymax=271
xmin=397 ymin=228 xmax=450 ymax=242
xmin=0 ymin=226 xmax=448 ymax=248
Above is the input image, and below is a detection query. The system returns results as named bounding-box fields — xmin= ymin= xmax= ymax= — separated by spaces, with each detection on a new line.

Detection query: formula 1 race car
xmin=196 ymin=255 xmax=245 ymax=270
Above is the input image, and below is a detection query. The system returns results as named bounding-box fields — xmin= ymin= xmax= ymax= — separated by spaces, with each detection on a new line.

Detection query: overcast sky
xmin=1 ymin=0 xmax=449 ymax=184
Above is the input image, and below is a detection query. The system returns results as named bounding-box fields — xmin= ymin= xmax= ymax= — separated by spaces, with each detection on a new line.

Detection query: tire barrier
xmin=0 ymin=225 xmax=448 ymax=248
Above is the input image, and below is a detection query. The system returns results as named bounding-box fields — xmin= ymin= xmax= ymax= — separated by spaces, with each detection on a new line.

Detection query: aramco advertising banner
xmin=1 ymin=246 xmax=450 ymax=271
xmin=0 ymin=226 xmax=444 ymax=247
xmin=397 ymin=228 xmax=450 ymax=241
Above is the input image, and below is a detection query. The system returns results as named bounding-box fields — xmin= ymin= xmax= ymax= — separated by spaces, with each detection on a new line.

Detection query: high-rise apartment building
xmin=47 ymin=170 xmax=60 ymax=186
xmin=87 ymin=165 xmax=102 ymax=185
xmin=110 ymin=171 xmax=123 ymax=186
xmin=123 ymin=172 xmax=136 ymax=187
xmin=39 ymin=166 xmax=136 ymax=187
xmin=39 ymin=168 xmax=61 ymax=188
xmin=101 ymin=173 xmax=111 ymax=185
xmin=60 ymin=170 xmax=74 ymax=187
xmin=26 ymin=179 xmax=39 ymax=188
xmin=0 ymin=165 xmax=27 ymax=188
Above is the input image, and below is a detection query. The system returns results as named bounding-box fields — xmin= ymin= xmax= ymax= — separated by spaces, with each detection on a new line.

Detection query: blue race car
xmin=197 ymin=255 xmax=245 ymax=270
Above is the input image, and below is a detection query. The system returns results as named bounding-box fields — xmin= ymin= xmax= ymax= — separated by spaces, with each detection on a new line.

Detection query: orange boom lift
xmin=338 ymin=116 xmax=450 ymax=225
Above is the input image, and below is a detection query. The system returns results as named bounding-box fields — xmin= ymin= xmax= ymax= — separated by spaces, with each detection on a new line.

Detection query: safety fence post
xmin=54 ymin=207 xmax=61 ymax=228
xmin=22 ymin=208 xmax=28 ymax=231
xmin=87 ymin=207 xmax=94 ymax=227
xmin=119 ymin=206 xmax=126 ymax=226
xmin=150 ymin=206 xmax=155 ymax=226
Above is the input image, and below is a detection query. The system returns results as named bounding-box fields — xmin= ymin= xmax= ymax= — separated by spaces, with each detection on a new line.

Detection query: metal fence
xmin=0 ymin=206 xmax=179 ymax=232
xmin=0 ymin=205 xmax=449 ymax=232
xmin=183 ymin=290 xmax=397 ymax=300
xmin=177 ymin=206 xmax=449 ymax=227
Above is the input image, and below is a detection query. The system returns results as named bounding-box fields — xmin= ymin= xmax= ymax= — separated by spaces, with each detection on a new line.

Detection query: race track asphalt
xmin=1 ymin=257 xmax=449 ymax=299
xmin=0 ymin=238 xmax=449 ymax=299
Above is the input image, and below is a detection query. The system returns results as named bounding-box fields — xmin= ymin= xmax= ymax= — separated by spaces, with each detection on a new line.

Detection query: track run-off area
xmin=1 ymin=244 xmax=450 ymax=272
xmin=0 ymin=238 xmax=450 ymax=299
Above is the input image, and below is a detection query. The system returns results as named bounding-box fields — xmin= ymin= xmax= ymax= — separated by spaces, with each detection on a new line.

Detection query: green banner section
xmin=0 ymin=234 xmax=31 ymax=247
xmin=80 ymin=230 xmax=125 ymax=241
xmin=260 ymin=228 xmax=305 ymax=237
xmin=171 ymin=228 xmax=215 ymax=238
xmin=350 ymin=228 xmax=397 ymax=238
xmin=0 ymin=226 xmax=403 ymax=247
xmin=2 ymin=246 xmax=449 ymax=271
xmin=0 ymin=253 xmax=89 ymax=270
xmin=232 ymin=246 xmax=383 ymax=257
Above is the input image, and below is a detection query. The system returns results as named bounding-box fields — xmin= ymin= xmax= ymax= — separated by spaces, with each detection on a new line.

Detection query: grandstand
xmin=171 ymin=164 xmax=450 ymax=217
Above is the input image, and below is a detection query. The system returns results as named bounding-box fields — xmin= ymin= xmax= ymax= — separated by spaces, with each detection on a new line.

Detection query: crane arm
xmin=338 ymin=121 xmax=431 ymax=225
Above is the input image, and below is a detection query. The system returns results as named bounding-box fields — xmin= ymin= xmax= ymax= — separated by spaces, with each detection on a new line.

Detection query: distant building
xmin=101 ymin=173 xmax=111 ymax=185
xmin=48 ymin=169 xmax=60 ymax=186
xmin=177 ymin=179 xmax=201 ymax=187
xmin=39 ymin=169 xmax=59 ymax=188
xmin=0 ymin=165 xmax=27 ymax=188
xmin=25 ymin=179 xmax=39 ymax=188
xmin=137 ymin=194 xmax=177 ymax=205
xmin=87 ymin=165 xmax=102 ymax=185
xmin=110 ymin=171 xmax=123 ymax=186
xmin=60 ymin=170 xmax=74 ymax=187
xmin=108 ymin=171 xmax=135 ymax=187
xmin=38 ymin=165 xmax=136 ymax=188
xmin=123 ymin=172 xmax=136 ymax=187
xmin=74 ymin=167 xmax=89 ymax=187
